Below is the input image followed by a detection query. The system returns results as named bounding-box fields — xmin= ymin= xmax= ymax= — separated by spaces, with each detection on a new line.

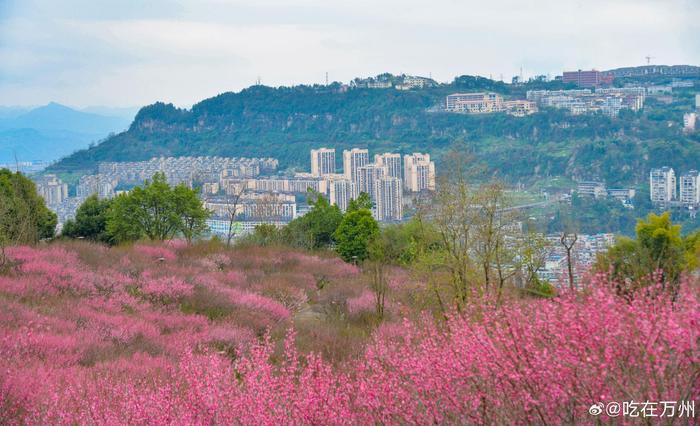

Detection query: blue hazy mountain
xmin=0 ymin=103 xmax=135 ymax=163
xmin=0 ymin=106 xmax=31 ymax=120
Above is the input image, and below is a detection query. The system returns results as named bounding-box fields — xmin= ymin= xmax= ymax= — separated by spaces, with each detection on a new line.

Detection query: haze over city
xmin=1 ymin=0 xmax=699 ymax=107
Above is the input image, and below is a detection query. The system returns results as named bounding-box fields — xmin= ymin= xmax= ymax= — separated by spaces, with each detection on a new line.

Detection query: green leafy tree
xmin=240 ymin=223 xmax=282 ymax=247
xmin=174 ymin=184 xmax=212 ymax=244
xmin=596 ymin=212 xmax=694 ymax=297
xmin=335 ymin=199 xmax=379 ymax=263
xmin=282 ymin=190 xmax=343 ymax=249
xmin=107 ymin=173 xmax=211 ymax=243
xmin=0 ymin=169 xmax=56 ymax=244
xmin=62 ymin=195 xmax=114 ymax=243
xmin=683 ymin=230 xmax=700 ymax=270
xmin=348 ymin=192 xmax=373 ymax=212
xmin=635 ymin=212 xmax=686 ymax=283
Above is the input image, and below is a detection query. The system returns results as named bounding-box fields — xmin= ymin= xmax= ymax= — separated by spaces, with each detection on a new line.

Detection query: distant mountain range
xmin=0 ymin=103 xmax=136 ymax=164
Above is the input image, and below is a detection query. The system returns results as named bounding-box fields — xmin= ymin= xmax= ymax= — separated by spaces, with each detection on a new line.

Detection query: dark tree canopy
xmin=62 ymin=195 xmax=113 ymax=243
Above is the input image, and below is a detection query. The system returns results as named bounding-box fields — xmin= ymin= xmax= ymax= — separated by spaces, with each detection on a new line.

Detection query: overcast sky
xmin=0 ymin=0 xmax=698 ymax=109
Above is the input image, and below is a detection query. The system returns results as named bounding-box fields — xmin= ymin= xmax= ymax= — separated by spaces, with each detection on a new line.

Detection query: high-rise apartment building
xmin=650 ymin=167 xmax=676 ymax=204
xmin=357 ymin=164 xmax=387 ymax=199
xmin=325 ymin=174 xmax=355 ymax=212
xmin=342 ymin=148 xmax=369 ymax=188
xmin=374 ymin=177 xmax=403 ymax=222
xmin=680 ymin=170 xmax=700 ymax=207
xmin=374 ymin=153 xmax=402 ymax=179
xmin=310 ymin=148 xmax=336 ymax=177
xmin=77 ymin=174 xmax=117 ymax=199
xmin=33 ymin=175 xmax=68 ymax=206
xmin=403 ymin=153 xmax=436 ymax=192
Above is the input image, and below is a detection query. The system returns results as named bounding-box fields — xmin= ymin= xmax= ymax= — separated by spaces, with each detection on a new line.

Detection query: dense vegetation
xmin=61 ymin=173 xmax=211 ymax=244
xmin=48 ymin=75 xmax=700 ymax=187
xmin=0 ymin=169 xmax=56 ymax=247
xmin=0 ymin=241 xmax=697 ymax=424
xmin=2 ymin=161 xmax=699 ymax=423
xmin=595 ymin=212 xmax=700 ymax=295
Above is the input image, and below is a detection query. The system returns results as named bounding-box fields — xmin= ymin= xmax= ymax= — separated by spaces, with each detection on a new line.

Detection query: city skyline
xmin=1 ymin=0 xmax=698 ymax=108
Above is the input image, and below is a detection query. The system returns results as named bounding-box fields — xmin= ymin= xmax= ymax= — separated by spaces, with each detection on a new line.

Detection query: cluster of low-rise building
xmin=445 ymin=93 xmax=538 ymax=116
xmin=526 ymin=87 xmax=645 ymax=117
xmin=351 ymin=74 xmax=437 ymax=90
xmin=575 ymin=181 xmax=636 ymax=208
xmin=650 ymin=167 xmax=700 ymax=209
xmin=538 ymin=233 xmax=616 ymax=288
xmin=76 ymin=156 xmax=278 ymax=199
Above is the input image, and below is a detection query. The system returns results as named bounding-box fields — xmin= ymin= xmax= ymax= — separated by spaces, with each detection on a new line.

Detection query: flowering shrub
xmin=133 ymin=244 xmax=177 ymax=261
xmin=0 ymin=243 xmax=698 ymax=424
xmin=140 ymin=276 xmax=194 ymax=304
xmin=346 ymin=290 xmax=375 ymax=315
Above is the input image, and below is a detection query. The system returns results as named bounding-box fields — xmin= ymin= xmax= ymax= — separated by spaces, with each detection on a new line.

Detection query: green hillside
xmin=48 ymin=75 xmax=700 ymax=186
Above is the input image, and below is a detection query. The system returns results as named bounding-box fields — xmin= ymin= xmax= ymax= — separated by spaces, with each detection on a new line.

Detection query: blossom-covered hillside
xmin=0 ymin=241 xmax=698 ymax=424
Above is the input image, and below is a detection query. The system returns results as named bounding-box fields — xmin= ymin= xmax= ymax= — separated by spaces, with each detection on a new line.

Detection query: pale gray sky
xmin=1 ymin=0 xmax=698 ymax=108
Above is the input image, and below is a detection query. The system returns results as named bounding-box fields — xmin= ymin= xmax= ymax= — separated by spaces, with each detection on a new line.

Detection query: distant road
xmin=498 ymin=198 xmax=559 ymax=212
xmin=420 ymin=196 xmax=562 ymax=220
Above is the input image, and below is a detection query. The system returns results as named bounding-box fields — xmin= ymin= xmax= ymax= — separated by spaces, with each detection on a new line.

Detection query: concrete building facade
xmin=650 ymin=167 xmax=676 ymax=204
xmin=403 ymin=153 xmax=436 ymax=192
xmin=342 ymin=148 xmax=370 ymax=189
xmin=310 ymin=148 xmax=336 ymax=177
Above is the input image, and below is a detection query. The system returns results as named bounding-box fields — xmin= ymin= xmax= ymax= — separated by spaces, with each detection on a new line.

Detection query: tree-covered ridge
xmin=48 ymin=74 xmax=700 ymax=186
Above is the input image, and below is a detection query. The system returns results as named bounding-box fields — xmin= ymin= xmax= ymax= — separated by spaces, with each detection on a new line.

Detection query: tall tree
xmin=595 ymin=212 xmax=694 ymax=298
xmin=174 ymin=184 xmax=212 ymax=244
xmin=225 ymin=181 xmax=248 ymax=247
xmin=107 ymin=173 xmax=211 ymax=243
xmin=283 ymin=190 xmax=343 ymax=249
xmin=0 ymin=168 xmax=56 ymax=244
xmin=334 ymin=197 xmax=379 ymax=263
xmin=61 ymin=195 xmax=114 ymax=243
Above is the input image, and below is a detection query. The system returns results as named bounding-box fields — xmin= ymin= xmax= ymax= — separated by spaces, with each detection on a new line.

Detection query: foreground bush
xmin=0 ymin=244 xmax=698 ymax=424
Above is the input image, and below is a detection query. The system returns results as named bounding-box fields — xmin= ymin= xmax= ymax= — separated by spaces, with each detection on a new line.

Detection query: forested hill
xmin=48 ymin=74 xmax=700 ymax=186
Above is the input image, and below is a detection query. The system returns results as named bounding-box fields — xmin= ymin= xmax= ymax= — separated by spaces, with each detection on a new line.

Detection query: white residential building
xmin=445 ymin=92 xmax=504 ymax=113
xmin=207 ymin=218 xmax=290 ymax=239
xmin=326 ymin=175 xmax=355 ymax=212
xmin=403 ymin=153 xmax=436 ymax=192
xmin=374 ymin=177 xmax=403 ymax=222
xmin=33 ymin=175 xmax=68 ymax=206
xmin=374 ymin=153 xmax=402 ymax=179
xmin=683 ymin=112 xmax=697 ymax=132
xmin=310 ymin=148 xmax=336 ymax=177
xmin=650 ymin=167 xmax=676 ymax=204
xmin=357 ymin=164 xmax=387 ymax=199
xmin=680 ymin=170 xmax=700 ymax=207
xmin=77 ymin=174 xmax=117 ymax=199
xmin=342 ymin=148 xmax=370 ymax=188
